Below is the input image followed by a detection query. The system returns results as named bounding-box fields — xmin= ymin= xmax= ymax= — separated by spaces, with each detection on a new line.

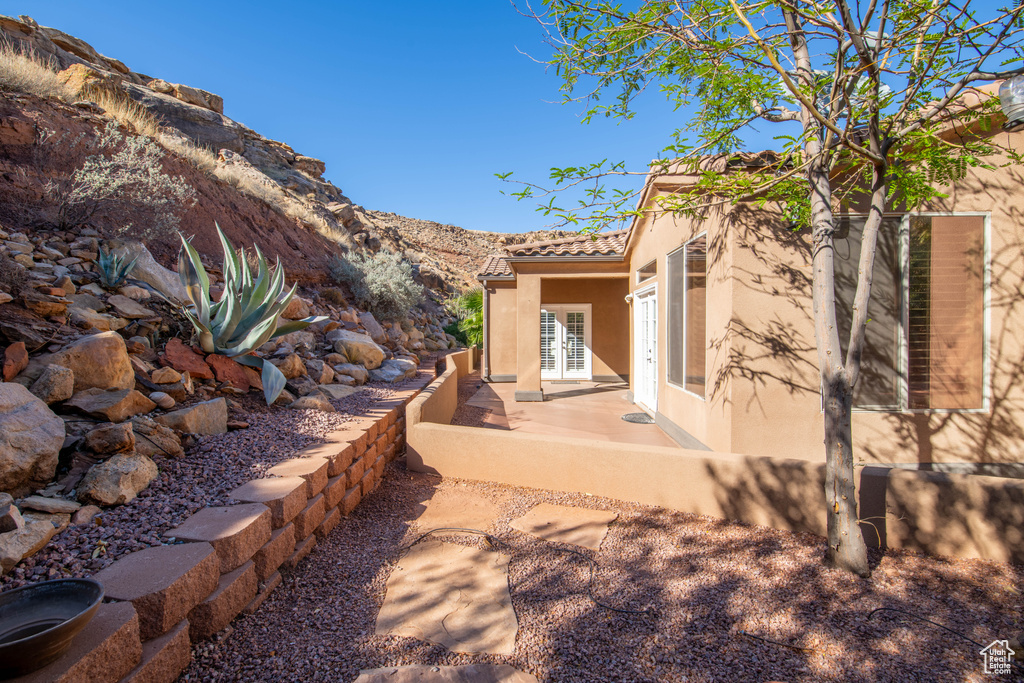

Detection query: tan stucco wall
xmin=541 ymin=278 xmax=630 ymax=378
xmin=484 ymin=282 xmax=517 ymax=378
xmin=626 ymin=130 xmax=1024 ymax=466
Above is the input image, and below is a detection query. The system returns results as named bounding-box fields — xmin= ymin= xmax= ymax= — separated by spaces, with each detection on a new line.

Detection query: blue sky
xmin=13 ymin=1 xmax=684 ymax=233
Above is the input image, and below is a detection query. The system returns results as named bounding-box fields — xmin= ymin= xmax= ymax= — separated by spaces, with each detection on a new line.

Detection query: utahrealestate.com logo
xmin=980 ymin=640 xmax=1015 ymax=675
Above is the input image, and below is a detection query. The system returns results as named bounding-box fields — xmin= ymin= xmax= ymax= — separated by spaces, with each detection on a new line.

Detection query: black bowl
xmin=0 ymin=578 xmax=104 ymax=678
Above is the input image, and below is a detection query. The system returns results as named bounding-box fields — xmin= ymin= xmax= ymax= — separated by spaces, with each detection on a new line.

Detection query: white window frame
xmin=540 ymin=304 xmax=593 ymax=380
xmin=835 ymin=212 xmax=990 ymax=414
xmin=636 ymin=258 xmax=657 ymax=285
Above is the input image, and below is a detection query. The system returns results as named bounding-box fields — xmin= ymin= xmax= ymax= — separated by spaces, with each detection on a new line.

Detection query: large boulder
xmin=271 ymin=353 xmax=306 ymax=380
xmin=111 ymin=240 xmax=189 ymax=304
xmin=130 ymin=416 xmax=184 ymax=459
xmin=45 ymin=331 xmax=134 ymax=392
xmin=29 ymin=364 xmax=74 ymax=404
xmin=333 ymin=363 xmax=369 ymax=385
xmin=155 ymin=398 xmax=227 ymax=435
xmin=327 ymin=330 xmax=384 ymax=370
xmin=66 ymin=388 xmax=156 ymax=423
xmin=84 ymin=422 xmax=135 ymax=454
xmin=369 ymin=358 xmax=418 ymax=384
xmin=0 ymin=384 xmax=64 ymax=493
xmin=358 ymin=312 xmax=387 ymax=344
xmin=77 ymin=453 xmax=159 ymax=506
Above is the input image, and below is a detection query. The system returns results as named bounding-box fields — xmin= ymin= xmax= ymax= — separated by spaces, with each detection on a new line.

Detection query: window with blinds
xmin=540 ymin=311 xmax=557 ymax=372
xmin=668 ymin=235 xmax=707 ymax=397
xmin=565 ymin=311 xmax=586 ymax=373
xmin=833 ymin=214 xmax=985 ymax=411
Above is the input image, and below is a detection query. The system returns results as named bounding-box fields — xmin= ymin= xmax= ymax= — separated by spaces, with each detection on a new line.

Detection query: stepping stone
xmin=509 ymin=503 xmax=617 ymax=551
xmin=355 ymin=664 xmax=538 ymax=683
xmin=375 ymin=540 xmax=517 ymax=655
xmin=415 ymin=487 xmax=504 ymax=531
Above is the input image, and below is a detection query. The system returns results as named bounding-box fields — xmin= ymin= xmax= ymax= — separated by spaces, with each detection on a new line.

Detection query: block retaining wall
xmin=14 ymin=359 xmax=441 ymax=683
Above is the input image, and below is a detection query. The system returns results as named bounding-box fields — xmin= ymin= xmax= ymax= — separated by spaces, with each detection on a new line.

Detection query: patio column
xmin=515 ymin=273 xmax=543 ymax=401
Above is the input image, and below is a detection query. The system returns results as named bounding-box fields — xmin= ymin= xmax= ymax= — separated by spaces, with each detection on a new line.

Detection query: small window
xmin=637 ymin=259 xmax=657 ymax=283
xmin=668 ymin=235 xmax=707 ymax=397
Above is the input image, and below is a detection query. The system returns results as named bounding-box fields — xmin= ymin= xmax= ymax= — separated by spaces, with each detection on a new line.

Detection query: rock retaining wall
xmin=12 ymin=368 xmax=435 ymax=683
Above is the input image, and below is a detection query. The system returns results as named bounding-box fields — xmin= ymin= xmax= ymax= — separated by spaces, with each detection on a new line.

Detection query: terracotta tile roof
xmin=509 ymin=228 xmax=629 ymax=257
xmin=478 ymin=255 xmax=513 ymax=279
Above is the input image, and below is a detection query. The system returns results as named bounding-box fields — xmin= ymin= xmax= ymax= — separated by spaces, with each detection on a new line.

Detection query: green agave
xmin=177 ymin=223 xmax=326 ymax=404
xmin=96 ymin=246 xmax=138 ymax=290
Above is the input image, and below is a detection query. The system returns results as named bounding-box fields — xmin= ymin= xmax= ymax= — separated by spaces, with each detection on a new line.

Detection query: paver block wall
xmin=13 ymin=358 xmax=441 ymax=683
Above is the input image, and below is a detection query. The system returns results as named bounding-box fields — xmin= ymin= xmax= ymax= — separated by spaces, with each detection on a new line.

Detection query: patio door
xmin=634 ymin=288 xmax=658 ymax=411
xmin=540 ymin=305 xmax=592 ymax=380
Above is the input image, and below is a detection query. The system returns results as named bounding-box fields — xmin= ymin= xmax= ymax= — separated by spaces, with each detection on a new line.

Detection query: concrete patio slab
xmin=415 ymin=487 xmax=505 ymax=531
xmin=375 ymin=540 xmax=517 ymax=655
xmin=509 ymin=503 xmax=617 ymax=550
xmin=354 ymin=664 xmax=538 ymax=683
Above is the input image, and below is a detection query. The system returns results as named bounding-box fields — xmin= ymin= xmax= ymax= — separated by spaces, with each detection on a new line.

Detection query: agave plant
xmin=177 ymin=224 xmax=326 ymax=404
xmin=96 ymin=246 xmax=138 ymax=290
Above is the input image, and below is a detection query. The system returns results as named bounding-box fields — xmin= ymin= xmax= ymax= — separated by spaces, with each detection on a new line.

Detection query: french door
xmin=540 ymin=305 xmax=592 ymax=380
xmin=634 ymin=288 xmax=658 ymax=411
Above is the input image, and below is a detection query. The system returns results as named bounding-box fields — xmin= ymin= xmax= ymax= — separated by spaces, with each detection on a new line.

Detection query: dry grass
xmin=213 ymin=163 xmax=289 ymax=205
xmin=90 ymin=89 xmax=160 ymax=138
xmin=0 ymin=43 xmax=73 ymax=102
xmin=160 ymin=135 xmax=217 ymax=173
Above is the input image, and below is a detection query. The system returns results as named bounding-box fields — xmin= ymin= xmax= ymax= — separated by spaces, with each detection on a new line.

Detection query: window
xmin=637 ymin=259 xmax=657 ymax=284
xmin=833 ymin=215 xmax=985 ymax=411
xmin=668 ymin=234 xmax=707 ymax=396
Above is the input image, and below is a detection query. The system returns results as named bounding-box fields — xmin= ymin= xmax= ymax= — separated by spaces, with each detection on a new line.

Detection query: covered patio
xmin=462 ymin=379 xmax=679 ymax=448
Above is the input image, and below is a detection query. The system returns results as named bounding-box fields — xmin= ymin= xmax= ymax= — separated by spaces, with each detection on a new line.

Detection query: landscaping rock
xmin=68 ymin=305 xmax=127 ymax=332
xmin=369 ymin=358 xmax=418 ymax=383
xmin=67 ymin=292 xmax=106 ymax=311
xmin=328 ymin=330 xmax=384 ymax=370
xmin=84 ymin=422 xmax=135 ymax=454
xmin=319 ymin=384 xmax=362 ymax=400
xmin=2 ymin=341 xmax=28 ymax=381
xmin=358 ymin=312 xmax=387 ymax=344
xmin=0 ymin=495 xmax=24 ymax=533
xmin=272 ymin=353 xmax=306 ymax=379
xmin=275 ymin=330 xmax=315 ymax=350
xmin=22 ymin=289 xmax=68 ymax=317
xmin=305 ymin=358 xmax=333 ymax=384
xmin=149 ymin=391 xmax=175 ymax=409
xmin=47 ymin=331 xmax=135 ymax=392
xmin=155 ymin=397 xmax=228 ymax=435
xmin=285 ymin=375 xmax=319 ymax=397
xmin=0 ymin=520 xmax=56 ymax=573
xmin=289 ymin=394 xmax=335 ymax=412
xmin=66 ymin=388 xmax=157 ymax=422
xmin=333 ymin=362 xmax=369 ymax=384
xmin=161 ymin=338 xmax=214 ymax=380
xmin=130 ymin=416 xmax=184 ymax=458
xmin=19 ymin=495 xmax=81 ymax=515
xmin=78 ymin=452 xmax=159 ymax=506
xmin=0 ymin=383 xmax=64 ymax=493
xmin=281 ymin=297 xmax=311 ymax=320
xmin=150 ymin=366 xmax=182 ymax=384
xmin=29 ymin=363 xmax=74 ymax=404
xmin=334 ymin=374 xmax=357 ymax=387
xmin=118 ymin=240 xmax=188 ymax=303
xmin=206 ymin=353 xmax=250 ymax=391
xmin=106 ymin=294 xmax=157 ymax=319
xmin=72 ymin=505 xmax=102 ymax=525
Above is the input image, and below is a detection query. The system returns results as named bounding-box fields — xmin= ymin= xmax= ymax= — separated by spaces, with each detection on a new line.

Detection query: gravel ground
xmin=451 ymin=370 xmax=491 ymax=427
xmin=181 ymin=461 xmax=1024 ymax=683
xmin=0 ymin=369 xmax=433 ymax=591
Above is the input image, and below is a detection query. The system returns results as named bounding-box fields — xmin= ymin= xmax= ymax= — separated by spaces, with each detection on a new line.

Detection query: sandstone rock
xmin=113 ymin=240 xmax=188 ymax=303
xmin=324 ymin=353 xmax=347 ymax=366
xmin=57 ymin=63 xmax=121 ymax=99
xmin=78 ymin=453 xmax=159 ymax=506
xmin=47 ymin=331 xmax=135 ymax=392
xmin=275 ymin=330 xmax=316 ymax=350
xmin=131 ymin=416 xmax=184 ymax=458
xmin=293 ymin=156 xmax=326 ymax=178
xmin=66 ymin=292 xmax=105 ymax=311
xmin=281 ymin=297 xmax=311 ymax=320
xmin=151 ymin=367 xmax=181 ymax=384
xmin=68 ymin=305 xmax=127 ymax=332
xmin=67 ymin=388 xmax=156 ymax=422
xmin=358 ymin=312 xmax=387 ymax=344
xmin=72 ymin=505 xmax=102 ymax=525
xmin=0 ymin=384 xmax=64 ymax=493
xmin=334 ymin=374 xmax=357 ymax=387
xmin=118 ymin=285 xmax=150 ymax=301
xmin=149 ymin=391 xmax=174 ymax=409
xmin=333 ymin=362 xmax=369 ymax=384
xmin=21 ymin=289 xmax=67 ymax=317
xmin=206 ymin=354 xmax=250 ymax=392
xmin=285 ymin=375 xmax=319 ymax=397
xmin=155 ymin=398 xmax=227 ymax=435
xmin=106 ymin=294 xmax=157 ymax=319
xmin=289 ymin=394 xmax=335 ymax=412
xmin=305 ymin=359 xmax=333 ymax=384
xmin=2 ymin=341 xmax=28 ymax=381
xmin=85 ymin=422 xmax=135 ymax=454
xmin=369 ymin=358 xmax=418 ymax=383
xmin=0 ymin=495 xmax=24 ymax=533
xmin=29 ymin=363 xmax=74 ymax=404
xmin=19 ymin=495 xmax=81 ymax=514
xmin=328 ymin=330 xmax=384 ymax=370
xmin=0 ymin=521 xmax=56 ymax=573
xmin=160 ymin=338 xmax=214 ymax=380
xmin=273 ymin=388 xmax=296 ymax=407
xmin=271 ymin=353 xmax=306 ymax=379
xmin=319 ymin=385 xmax=362 ymax=400
xmin=0 ymin=292 xmax=12 ymax=305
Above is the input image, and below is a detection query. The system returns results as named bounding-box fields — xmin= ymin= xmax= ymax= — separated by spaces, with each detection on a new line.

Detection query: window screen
xmin=684 ymin=236 xmax=707 ymax=396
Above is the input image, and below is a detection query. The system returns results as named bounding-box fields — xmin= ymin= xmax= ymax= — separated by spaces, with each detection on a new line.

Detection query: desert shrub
xmin=329 ymin=252 xmax=423 ymax=321
xmin=443 ymin=321 xmax=468 ymax=346
xmin=0 ymin=44 xmax=72 ymax=102
xmin=0 ymin=253 xmax=27 ymax=296
xmin=445 ymin=287 xmax=483 ymax=348
xmin=47 ymin=121 xmax=196 ymax=237
xmin=321 ymin=287 xmax=348 ymax=307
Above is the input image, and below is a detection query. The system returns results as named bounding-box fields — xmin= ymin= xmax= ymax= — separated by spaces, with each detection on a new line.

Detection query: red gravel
xmin=181 ymin=461 xmax=1024 ymax=683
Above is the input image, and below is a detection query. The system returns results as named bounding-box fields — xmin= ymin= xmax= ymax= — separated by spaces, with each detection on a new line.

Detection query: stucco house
xmin=477 ymin=124 xmax=1024 ymax=469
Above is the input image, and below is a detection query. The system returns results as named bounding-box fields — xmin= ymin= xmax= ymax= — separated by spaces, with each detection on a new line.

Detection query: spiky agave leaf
xmin=234 ymin=354 xmax=287 ymax=405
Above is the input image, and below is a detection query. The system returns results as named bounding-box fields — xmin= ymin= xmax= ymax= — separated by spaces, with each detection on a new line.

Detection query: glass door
xmin=634 ymin=289 xmax=658 ymax=411
xmin=540 ymin=305 xmax=592 ymax=380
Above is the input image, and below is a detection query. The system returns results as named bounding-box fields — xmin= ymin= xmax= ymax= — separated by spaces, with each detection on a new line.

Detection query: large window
xmin=834 ymin=214 xmax=986 ymax=411
xmin=668 ymin=234 xmax=707 ymax=397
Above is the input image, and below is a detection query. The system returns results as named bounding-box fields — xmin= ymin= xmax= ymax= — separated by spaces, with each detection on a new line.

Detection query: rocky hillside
xmin=0 ymin=14 xmax=569 ymax=293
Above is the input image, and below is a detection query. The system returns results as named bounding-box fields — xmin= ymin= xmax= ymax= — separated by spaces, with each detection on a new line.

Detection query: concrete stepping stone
xmin=92 ymin=542 xmax=219 ymax=640
xmin=375 ymin=540 xmax=517 ymax=655
xmin=415 ymin=487 xmax=504 ymax=531
xmin=355 ymin=664 xmax=538 ymax=683
xmin=509 ymin=503 xmax=617 ymax=551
